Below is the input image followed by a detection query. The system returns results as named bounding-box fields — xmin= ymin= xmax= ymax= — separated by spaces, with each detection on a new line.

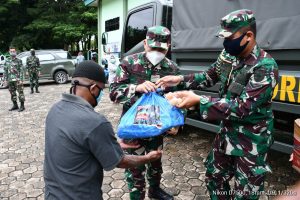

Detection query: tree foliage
xmin=0 ymin=0 xmax=97 ymax=53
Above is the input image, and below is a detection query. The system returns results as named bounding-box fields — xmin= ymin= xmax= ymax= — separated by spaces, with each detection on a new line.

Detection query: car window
xmin=21 ymin=56 xmax=28 ymax=66
xmin=37 ymin=54 xmax=55 ymax=61
xmin=55 ymin=52 xmax=68 ymax=59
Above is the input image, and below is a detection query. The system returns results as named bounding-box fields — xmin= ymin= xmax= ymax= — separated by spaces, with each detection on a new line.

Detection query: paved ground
xmin=0 ymin=83 xmax=299 ymax=200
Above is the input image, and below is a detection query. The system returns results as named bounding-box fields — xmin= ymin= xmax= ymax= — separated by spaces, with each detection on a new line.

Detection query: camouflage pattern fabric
xmin=110 ymin=52 xmax=182 ymax=199
xmin=110 ymin=52 xmax=183 ymax=107
xmin=125 ymin=136 xmax=163 ymax=200
xmin=26 ymin=55 xmax=40 ymax=89
xmin=217 ymin=9 xmax=256 ymax=38
xmin=8 ymin=81 xmax=25 ymax=102
xmin=205 ymin=134 xmax=271 ymax=200
xmin=3 ymin=57 xmax=24 ymax=82
xmin=183 ymin=45 xmax=278 ymax=199
xmin=4 ymin=57 xmax=25 ymax=103
xmin=183 ymin=46 xmax=278 ymax=157
xmin=29 ymin=71 xmax=39 ymax=89
xmin=146 ymin=26 xmax=171 ymax=50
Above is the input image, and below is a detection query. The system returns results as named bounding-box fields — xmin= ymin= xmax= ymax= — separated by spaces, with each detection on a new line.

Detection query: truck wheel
xmin=0 ymin=76 xmax=8 ymax=89
xmin=54 ymin=71 xmax=68 ymax=84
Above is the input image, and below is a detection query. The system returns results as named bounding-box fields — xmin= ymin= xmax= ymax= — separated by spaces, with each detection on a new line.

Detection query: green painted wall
xmin=99 ymin=0 xmax=151 ymax=58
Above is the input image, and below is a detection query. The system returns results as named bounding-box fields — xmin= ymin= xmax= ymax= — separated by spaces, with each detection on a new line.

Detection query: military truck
xmin=102 ymin=0 xmax=300 ymax=153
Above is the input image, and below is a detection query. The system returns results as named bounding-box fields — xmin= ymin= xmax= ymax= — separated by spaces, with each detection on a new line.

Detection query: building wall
xmin=100 ymin=0 xmax=151 ymax=58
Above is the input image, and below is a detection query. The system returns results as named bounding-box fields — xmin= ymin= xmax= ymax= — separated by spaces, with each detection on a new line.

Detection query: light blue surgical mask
xmin=96 ymin=90 xmax=104 ymax=104
xmin=10 ymin=52 xmax=17 ymax=57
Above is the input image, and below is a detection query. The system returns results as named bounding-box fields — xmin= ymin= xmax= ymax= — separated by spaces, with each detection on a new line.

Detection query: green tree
xmin=0 ymin=0 xmax=97 ymax=53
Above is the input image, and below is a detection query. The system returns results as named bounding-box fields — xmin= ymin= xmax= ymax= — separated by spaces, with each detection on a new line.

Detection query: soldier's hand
xmin=146 ymin=150 xmax=162 ymax=162
xmin=174 ymin=91 xmax=201 ymax=109
xmin=135 ymin=81 xmax=156 ymax=93
xmin=156 ymin=75 xmax=182 ymax=89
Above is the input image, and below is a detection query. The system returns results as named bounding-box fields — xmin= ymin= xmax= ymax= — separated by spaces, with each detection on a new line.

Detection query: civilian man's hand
xmin=135 ymin=81 xmax=156 ymax=93
xmin=156 ymin=75 xmax=182 ymax=88
xmin=118 ymin=139 xmax=140 ymax=149
xmin=146 ymin=150 xmax=162 ymax=162
xmin=174 ymin=91 xmax=201 ymax=109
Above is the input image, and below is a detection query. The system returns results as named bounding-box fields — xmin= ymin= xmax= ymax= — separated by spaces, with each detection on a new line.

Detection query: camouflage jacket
xmin=4 ymin=57 xmax=24 ymax=82
xmin=26 ymin=55 xmax=40 ymax=72
xmin=110 ymin=52 xmax=183 ymax=113
xmin=183 ymin=46 xmax=279 ymax=156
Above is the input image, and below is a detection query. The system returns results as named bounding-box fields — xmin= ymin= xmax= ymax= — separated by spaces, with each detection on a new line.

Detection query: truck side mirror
xmin=102 ymin=32 xmax=108 ymax=45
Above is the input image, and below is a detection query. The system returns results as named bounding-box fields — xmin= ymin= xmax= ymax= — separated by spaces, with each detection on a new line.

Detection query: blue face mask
xmin=96 ymin=90 xmax=104 ymax=104
xmin=223 ymin=33 xmax=249 ymax=56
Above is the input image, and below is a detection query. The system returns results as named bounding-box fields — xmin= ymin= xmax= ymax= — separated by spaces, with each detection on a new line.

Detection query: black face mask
xmin=223 ymin=33 xmax=249 ymax=56
xmin=70 ymin=80 xmax=102 ymax=107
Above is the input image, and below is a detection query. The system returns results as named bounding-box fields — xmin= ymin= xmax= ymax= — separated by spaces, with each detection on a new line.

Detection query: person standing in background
xmin=26 ymin=49 xmax=40 ymax=94
xmin=76 ymin=51 xmax=85 ymax=64
xmin=4 ymin=47 xmax=26 ymax=112
xmin=108 ymin=54 xmax=119 ymax=85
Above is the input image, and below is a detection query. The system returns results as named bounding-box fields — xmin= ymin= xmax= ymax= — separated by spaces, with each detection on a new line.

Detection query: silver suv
xmin=0 ymin=49 xmax=76 ymax=88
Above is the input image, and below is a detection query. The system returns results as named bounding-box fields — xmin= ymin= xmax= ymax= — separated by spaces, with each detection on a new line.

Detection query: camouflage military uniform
xmin=26 ymin=55 xmax=40 ymax=92
xmin=4 ymin=57 xmax=25 ymax=103
xmin=182 ymin=10 xmax=278 ymax=199
xmin=110 ymin=26 xmax=181 ymax=200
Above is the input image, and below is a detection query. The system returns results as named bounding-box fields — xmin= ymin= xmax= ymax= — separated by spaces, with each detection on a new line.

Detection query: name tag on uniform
xmin=150 ymin=75 xmax=160 ymax=82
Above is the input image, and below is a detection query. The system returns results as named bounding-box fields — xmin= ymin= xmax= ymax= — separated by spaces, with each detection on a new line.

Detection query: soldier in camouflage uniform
xmin=110 ymin=26 xmax=181 ymax=200
xmin=4 ymin=47 xmax=26 ymax=112
xmin=156 ymin=9 xmax=278 ymax=200
xmin=26 ymin=49 xmax=40 ymax=94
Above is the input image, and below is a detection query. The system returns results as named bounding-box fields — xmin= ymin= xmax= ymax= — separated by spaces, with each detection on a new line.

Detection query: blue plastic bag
xmin=117 ymin=91 xmax=185 ymax=139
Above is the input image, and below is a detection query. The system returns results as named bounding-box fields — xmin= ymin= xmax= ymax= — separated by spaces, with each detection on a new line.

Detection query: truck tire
xmin=54 ymin=71 xmax=68 ymax=84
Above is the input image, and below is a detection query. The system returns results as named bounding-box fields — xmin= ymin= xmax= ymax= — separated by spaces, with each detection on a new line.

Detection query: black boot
xmin=18 ymin=102 xmax=25 ymax=112
xmin=148 ymin=187 xmax=174 ymax=200
xmin=35 ymin=87 xmax=40 ymax=93
xmin=30 ymin=87 xmax=34 ymax=94
xmin=9 ymin=102 xmax=19 ymax=111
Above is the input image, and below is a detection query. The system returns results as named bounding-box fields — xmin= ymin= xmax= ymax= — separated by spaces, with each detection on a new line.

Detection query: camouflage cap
xmin=217 ymin=9 xmax=256 ymax=38
xmin=146 ymin=26 xmax=171 ymax=50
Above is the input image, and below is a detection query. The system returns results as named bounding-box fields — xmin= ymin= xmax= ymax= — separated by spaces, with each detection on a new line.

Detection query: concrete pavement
xmin=0 ymin=83 xmax=299 ymax=200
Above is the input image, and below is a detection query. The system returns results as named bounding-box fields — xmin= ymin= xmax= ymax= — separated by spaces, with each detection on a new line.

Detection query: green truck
xmin=103 ymin=0 xmax=300 ymax=154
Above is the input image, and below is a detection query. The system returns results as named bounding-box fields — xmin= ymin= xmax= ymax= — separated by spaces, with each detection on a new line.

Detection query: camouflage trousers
xmin=8 ymin=81 xmax=25 ymax=103
xmin=204 ymin=135 xmax=271 ymax=200
xmin=125 ymin=136 xmax=163 ymax=200
xmin=29 ymin=71 xmax=39 ymax=89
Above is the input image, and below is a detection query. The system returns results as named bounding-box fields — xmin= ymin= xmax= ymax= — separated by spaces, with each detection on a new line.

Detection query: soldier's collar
xmin=241 ymin=45 xmax=261 ymax=66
